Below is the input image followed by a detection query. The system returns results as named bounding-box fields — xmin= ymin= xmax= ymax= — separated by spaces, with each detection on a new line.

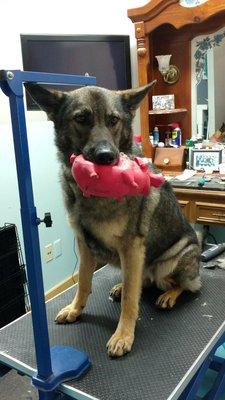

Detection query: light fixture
xmin=155 ymin=55 xmax=180 ymax=84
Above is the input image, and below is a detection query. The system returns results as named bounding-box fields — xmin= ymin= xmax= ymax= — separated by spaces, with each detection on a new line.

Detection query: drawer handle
xmin=163 ymin=158 xmax=170 ymax=165
xmin=212 ymin=212 xmax=225 ymax=218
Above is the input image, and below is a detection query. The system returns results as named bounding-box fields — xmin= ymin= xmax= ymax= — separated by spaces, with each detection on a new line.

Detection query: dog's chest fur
xmin=89 ymin=214 xmax=129 ymax=250
xmin=66 ymin=169 xmax=162 ymax=248
xmin=75 ymin=192 xmax=129 ymax=251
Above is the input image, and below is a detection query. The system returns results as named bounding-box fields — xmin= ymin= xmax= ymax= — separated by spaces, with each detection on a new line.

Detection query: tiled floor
xmin=0 ymin=370 xmax=38 ymax=400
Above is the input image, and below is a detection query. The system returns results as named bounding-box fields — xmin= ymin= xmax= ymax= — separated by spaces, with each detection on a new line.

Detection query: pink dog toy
xmin=70 ymin=153 xmax=164 ymax=200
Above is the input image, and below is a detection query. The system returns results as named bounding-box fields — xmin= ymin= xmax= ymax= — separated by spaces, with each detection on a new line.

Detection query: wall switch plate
xmin=44 ymin=244 xmax=54 ymax=262
xmin=54 ymin=239 xmax=62 ymax=258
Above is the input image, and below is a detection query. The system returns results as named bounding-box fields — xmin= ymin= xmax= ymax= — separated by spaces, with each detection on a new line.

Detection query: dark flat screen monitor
xmin=20 ymin=34 xmax=131 ymax=110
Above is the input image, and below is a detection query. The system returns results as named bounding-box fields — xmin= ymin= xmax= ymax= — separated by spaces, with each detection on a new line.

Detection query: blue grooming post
xmin=0 ymin=70 xmax=96 ymax=399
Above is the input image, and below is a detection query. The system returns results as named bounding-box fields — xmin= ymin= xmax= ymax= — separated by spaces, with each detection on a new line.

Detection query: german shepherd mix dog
xmin=26 ymin=82 xmax=201 ymax=357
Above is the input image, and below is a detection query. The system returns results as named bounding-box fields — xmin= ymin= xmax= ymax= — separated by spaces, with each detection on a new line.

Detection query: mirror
xmin=179 ymin=0 xmax=208 ymax=8
xmin=191 ymin=27 xmax=225 ymax=140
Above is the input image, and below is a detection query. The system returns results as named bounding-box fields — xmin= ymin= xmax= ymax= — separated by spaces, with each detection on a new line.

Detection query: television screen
xmin=20 ymin=34 xmax=131 ymax=110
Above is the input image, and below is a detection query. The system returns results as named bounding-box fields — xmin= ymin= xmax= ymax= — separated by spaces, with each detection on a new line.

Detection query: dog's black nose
xmin=94 ymin=149 xmax=116 ymax=165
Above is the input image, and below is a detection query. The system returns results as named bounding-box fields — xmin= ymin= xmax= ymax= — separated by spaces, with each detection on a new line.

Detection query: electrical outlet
xmin=44 ymin=244 xmax=53 ymax=262
xmin=54 ymin=239 xmax=62 ymax=258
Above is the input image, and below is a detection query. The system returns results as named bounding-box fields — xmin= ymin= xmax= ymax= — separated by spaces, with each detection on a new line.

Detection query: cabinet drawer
xmin=196 ymin=202 xmax=225 ymax=224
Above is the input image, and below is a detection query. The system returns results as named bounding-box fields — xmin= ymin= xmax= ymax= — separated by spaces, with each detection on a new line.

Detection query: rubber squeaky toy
xmin=70 ymin=153 xmax=164 ymax=200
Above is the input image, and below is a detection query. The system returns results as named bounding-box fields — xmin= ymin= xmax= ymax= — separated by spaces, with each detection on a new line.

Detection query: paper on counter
xmin=175 ymin=169 xmax=197 ymax=181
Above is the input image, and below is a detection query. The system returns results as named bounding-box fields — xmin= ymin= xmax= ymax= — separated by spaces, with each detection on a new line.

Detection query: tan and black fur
xmin=25 ymin=82 xmax=201 ymax=358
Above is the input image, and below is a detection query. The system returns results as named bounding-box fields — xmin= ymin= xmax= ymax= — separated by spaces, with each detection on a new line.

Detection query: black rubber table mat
xmin=1 ymin=265 xmax=225 ymax=400
xmin=171 ymin=176 xmax=225 ymax=191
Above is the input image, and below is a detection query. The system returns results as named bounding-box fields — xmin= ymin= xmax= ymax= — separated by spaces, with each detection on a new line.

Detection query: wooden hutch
xmin=127 ymin=0 xmax=225 ymax=159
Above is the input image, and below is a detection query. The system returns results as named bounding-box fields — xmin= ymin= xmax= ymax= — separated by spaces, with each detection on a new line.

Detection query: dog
xmin=25 ymin=81 xmax=201 ymax=358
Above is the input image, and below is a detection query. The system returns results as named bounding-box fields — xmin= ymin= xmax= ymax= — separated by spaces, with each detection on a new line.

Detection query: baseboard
xmin=45 ymin=272 xmax=78 ymax=301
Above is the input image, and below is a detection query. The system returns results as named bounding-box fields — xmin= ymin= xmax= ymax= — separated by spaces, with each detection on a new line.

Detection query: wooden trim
xmin=173 ymin=188 xmax=225 ymax=199
xmin=127 ymin=0 xmax=179 ymax=23
xmin=135 ymin=23 xmax=154 ymax=159
xmin=45 ymin=272 xmax=78 ymax=301
xmin=149 ymin=108 xmax=187 ymax=115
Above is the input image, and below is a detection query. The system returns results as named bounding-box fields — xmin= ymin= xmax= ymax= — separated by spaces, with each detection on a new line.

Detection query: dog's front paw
xmin=55 ymin=304 xmax=81 ymax=324
xmin=106 ymin=331 xmax=134 ymax=357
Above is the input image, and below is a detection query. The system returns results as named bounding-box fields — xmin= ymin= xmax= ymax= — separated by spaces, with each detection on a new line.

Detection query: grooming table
xmin=1 ymin=264 xmax=225 ymax=400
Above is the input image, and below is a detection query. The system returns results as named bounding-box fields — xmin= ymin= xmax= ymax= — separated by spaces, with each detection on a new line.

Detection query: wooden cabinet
xmin=174 ymin=187 xmax=225 ymax=225
xmin=127 ymin=0 xmax=225 ymax=159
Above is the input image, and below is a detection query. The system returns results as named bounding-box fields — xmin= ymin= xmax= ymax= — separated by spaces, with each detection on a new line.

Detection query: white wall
xmin=0 ymin=0 xmax=146 ymax=291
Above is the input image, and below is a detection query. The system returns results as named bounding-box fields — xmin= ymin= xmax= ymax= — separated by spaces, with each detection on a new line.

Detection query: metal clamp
xmin=37 ymin=212 xmax=53 ymax=227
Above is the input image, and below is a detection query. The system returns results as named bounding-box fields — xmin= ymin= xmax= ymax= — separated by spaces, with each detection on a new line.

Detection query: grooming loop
xmin=0 ymin=70 xmax=96 ymax=399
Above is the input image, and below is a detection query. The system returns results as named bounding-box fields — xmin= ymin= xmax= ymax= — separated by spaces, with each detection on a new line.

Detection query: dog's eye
xmin=108 ymin=115 xmax=120 ymax=127
xmin=73 ymin=113 xmax=88 ymax=124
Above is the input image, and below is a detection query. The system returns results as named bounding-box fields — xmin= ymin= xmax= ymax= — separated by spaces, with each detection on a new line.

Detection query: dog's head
xmin=25 ymin=81 xmax=156 ymax=165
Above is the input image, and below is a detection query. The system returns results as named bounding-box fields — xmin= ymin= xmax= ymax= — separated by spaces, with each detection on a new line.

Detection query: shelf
xmin=149 ymin=108 xmax=187 ymax=115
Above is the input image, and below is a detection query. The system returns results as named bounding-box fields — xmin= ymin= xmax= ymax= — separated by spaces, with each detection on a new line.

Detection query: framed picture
xmin=152 ymin=94 xmax=175 ymax=110
xmin=190 ymin=149 xmax=223 ymax=171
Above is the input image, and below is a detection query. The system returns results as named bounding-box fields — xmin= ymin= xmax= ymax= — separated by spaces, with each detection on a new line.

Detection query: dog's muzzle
xmin=94 ymin=148 xmax=117 ymax=165
xmin=84 ymin=141 xmax=119 ymax=165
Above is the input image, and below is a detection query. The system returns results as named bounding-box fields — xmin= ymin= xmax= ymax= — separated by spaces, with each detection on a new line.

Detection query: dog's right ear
xmin=121 ymin=80 xmax=157 ymax=113
xmin=24 ymin=83 xmax=65 ymax=120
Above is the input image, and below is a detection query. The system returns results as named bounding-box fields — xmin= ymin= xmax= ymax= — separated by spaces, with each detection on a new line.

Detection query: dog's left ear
xmin=121 ymin=80 xmax=157 ymax=112
xmin=24 ymin=83 xmax=65 ymax=121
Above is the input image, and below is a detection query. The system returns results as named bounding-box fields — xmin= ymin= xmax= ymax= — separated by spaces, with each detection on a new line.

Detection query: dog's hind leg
xmin=107 ymin=236 xmax=145 ymax=357
xmin=55 ymin=236 xmax=96 ymax=323
xmin=156 ymin=285 xmax=183 ymax=309
xmin=155 ymin=276 xmax=183 ymax=309
xmin=155 ymin=244 xmax=201 ymax=310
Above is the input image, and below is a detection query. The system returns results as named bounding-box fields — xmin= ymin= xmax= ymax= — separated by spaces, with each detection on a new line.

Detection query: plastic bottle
xmin=149 ymin=135 xmax=154 ymax=145
xmin=185 ymin=138 xmax=194 ymax=168
xmin=177 ymin=127 xmax=182 ymax=146
xmin=165 ymin=130 xmax=171 ymax=147
xmin=172 ymin=127 xmax=182 ymax=147
xmin=152 ymin=126 xmax=159 ymax=146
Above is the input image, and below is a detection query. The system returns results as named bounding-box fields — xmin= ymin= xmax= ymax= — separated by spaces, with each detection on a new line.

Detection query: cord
xmin=203 ymin=225 xmax=218 ymax=245
xmin=206 ymin=232 xmax=218 ymax=245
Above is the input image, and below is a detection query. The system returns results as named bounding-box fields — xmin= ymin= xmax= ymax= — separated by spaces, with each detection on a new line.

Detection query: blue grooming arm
xmin=0 ymin=70 xmax=96 ymax=399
